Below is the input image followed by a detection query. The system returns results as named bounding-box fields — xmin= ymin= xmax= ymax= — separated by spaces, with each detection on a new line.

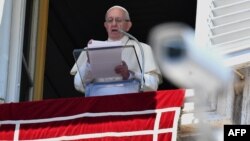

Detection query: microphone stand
xmin=118 ymin=29 xmax=145 ymax=91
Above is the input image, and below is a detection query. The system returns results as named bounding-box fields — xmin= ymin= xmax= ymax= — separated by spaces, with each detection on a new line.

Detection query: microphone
xmin=118 ymin=29 xmax=145 ymax=91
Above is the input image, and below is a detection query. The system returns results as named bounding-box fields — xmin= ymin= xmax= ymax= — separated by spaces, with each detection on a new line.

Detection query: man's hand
xmin=115 ymin=61 xmax=130 ymax=80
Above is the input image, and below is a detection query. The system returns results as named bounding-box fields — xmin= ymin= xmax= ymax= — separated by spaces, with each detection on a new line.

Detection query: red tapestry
xmin=0 ymin=89 xmax=185 ymax=141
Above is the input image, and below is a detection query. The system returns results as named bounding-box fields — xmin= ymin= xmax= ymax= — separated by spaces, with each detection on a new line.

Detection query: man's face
xmin=104 ymin=8 xmax=131 ymax=40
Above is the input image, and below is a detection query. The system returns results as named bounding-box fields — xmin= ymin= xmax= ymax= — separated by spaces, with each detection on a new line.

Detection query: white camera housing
xmin=149 ymin=22 xmax=233 ymax=91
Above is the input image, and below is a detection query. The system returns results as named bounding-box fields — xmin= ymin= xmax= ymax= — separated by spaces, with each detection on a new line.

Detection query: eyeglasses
xmin=105 ymin=18 xmax=130 ymax=24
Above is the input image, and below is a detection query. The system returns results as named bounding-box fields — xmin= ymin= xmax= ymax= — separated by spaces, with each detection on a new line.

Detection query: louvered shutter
xmin=195 ymin=0 xmax=250 ymax=69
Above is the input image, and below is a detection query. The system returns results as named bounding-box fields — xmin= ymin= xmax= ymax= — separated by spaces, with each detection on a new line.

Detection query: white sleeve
xmin=134 ymin=72 xmax=161 ymax=91
xmin=74 ymin=71 xmax=85 ymax=93
xmin=74 ymin=63 xmax=93 ymax=93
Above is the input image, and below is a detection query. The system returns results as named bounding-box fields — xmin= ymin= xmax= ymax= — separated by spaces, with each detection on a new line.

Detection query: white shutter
xmin=196 ymin=0 xmax=250 ymax=69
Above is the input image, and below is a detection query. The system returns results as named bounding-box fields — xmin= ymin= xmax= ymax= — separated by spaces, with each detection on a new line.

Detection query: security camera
xmin=148 ymin=22 xmax=233 ymax=91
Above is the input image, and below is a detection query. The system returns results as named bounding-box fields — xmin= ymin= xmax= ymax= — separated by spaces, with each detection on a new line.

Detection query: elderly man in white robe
xmin=70 ymin=5 xmax=162 ymax=97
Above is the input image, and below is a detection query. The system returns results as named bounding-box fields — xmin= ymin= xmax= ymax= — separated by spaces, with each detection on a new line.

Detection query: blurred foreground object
xmin=148 ymin=22 xmax=233 ymax=92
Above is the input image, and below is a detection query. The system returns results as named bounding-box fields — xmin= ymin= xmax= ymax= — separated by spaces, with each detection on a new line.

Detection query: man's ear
xmin=104 ymin=22 xmax=107 ymax=29
xmin=125 ymin=21 xmax=132 ymax=31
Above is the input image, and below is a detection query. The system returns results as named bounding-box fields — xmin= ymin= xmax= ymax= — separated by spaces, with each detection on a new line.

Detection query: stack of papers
xmin=88 ymin=40 xmax=123 ymax=48
xmin=87 ymin=40 xmax=123 ymax=79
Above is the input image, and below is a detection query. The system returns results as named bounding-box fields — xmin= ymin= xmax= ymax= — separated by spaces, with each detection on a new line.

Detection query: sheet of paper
xmin=87 ymin=40 xmax=123 ymax=79
xmin=88 ymin=40 xmax=123 ymax=48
